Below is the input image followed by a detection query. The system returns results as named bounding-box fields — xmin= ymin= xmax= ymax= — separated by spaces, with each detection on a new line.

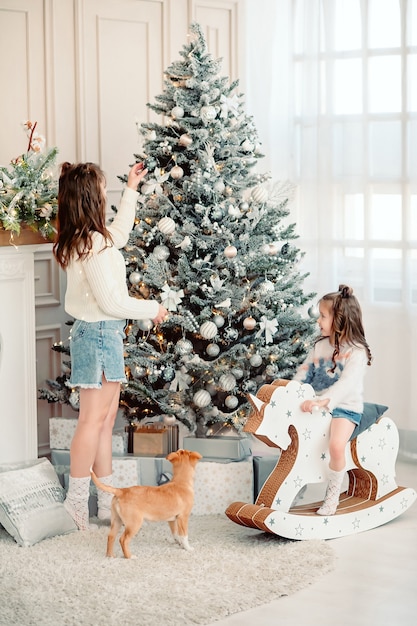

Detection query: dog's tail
xmin=90 ymin=467 xmax=121 ymax=496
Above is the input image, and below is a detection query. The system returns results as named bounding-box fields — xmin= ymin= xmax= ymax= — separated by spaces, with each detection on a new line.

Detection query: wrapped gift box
xmin=49 ymin=417 xmax=127 ymax=454
xmin=192 ymin=459 xmax=253 ymax=515
xmin=183 ymin=435 xmax=251 ymax=461
xmin=51 ymin=451 xmax=253 ymax=516
xmin=130 ymin=423 xmax=179 ymax=456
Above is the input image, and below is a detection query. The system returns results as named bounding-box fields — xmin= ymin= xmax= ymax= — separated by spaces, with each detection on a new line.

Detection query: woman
xmin=54 ymin=161 xmax=167 ymax=529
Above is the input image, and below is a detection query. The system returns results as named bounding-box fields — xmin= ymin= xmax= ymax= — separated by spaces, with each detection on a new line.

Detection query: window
xmin=293 ymin=0 xmax=417 ymax=306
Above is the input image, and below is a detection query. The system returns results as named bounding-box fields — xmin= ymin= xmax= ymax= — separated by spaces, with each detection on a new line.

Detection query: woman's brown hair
xmin=53 ymin=162 xmax=113 ymax=269
xmin=320 ymin=284 xmax=372 ymax=371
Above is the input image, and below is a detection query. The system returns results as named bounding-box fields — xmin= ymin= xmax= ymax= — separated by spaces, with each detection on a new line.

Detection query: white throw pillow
xmin=0 ymin=458 xmax=77 ymax=546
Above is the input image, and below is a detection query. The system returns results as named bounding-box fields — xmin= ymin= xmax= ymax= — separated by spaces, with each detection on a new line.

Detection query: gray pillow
xmin=0 ymin=458 xmax=77 ymax=546
xmin=350 ymin=402 xmax=389 ymax=440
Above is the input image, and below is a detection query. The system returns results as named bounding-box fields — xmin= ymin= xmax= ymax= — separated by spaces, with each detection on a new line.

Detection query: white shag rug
xmin=0 ymin=515 xmax=335 ymax=626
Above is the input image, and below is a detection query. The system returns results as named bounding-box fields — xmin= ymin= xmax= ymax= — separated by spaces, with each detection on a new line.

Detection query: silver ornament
xmin=225 ymin=395 xmax=239 ymax=409
xmin=308 ymin=305 xmax=320 ymax=319
xmin=218 ymin=373 xmax=237 ymax=391
xmin=138 ymin=319 xmax=153 ymax=331
xmin=175 ymin=338 xmax=194 ymax=355
xmin=157 ymin=216 xmax=176 ymax=235
xmin=213 ymin=315 xmax=225 ymax=328
xmin=250 ymin=353 xmax=263 ymax=367
xmin=132 ymin=365 xmax=147 ymax=379
xmin=200 ymin=321 xmax=218 ymax=340
xmin=153 ymin=245 xmax=170 ymax=261
xmin=193 ymin=389 xmax=211 ymax=408
xmin=206 ymin=343 xmax=220 ymax=357
xmin=129 ymin=271 xmax=142 ymax=285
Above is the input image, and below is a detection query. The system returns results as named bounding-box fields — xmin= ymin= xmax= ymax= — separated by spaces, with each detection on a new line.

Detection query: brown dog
xmin=90 ymin=449 xmax=202 ymax=559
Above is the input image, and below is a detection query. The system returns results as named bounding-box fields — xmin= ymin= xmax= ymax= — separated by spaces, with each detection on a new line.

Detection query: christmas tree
xmin=118 ymin=23 xmax=316 ymax=436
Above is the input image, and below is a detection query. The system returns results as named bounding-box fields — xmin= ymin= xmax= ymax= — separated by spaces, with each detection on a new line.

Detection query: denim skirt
xmin=68 ymin=319 xmax=127 ymax=388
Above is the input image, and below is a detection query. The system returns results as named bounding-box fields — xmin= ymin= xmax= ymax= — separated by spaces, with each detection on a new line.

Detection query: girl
xmin=294 ymin=284 xmax=372 ymax=515
xmin=54 ymin=161 xmax=168 ymax=530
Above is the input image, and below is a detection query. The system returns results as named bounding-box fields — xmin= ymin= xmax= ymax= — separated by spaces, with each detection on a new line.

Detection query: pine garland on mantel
xmin=0 ymin=121 xmax=58 ymax=244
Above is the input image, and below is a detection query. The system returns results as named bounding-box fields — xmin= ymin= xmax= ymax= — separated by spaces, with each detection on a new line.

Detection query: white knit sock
xmin=317 ymin=468 xmax=345 ymax=516
xmin=96 ymin=473 xmax=114 ymax=521
xmin=64 ymin=475 xmax=91 ymax=530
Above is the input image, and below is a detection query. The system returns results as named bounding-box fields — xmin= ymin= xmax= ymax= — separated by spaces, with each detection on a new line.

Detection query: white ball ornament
xmin=251 ymin=185 xmax=268 ymax=204
xmin=225 ymin=395 xmax=239 ymax=409
xmin=170 ymin=165 xmax=184 ymax=179
xmin=219 ymin=373 xmax=237 ymax=391
xmin=157 ymin=216 xmax=176 ymax=235
xmin=268 ymin=243 xmax=279 ymax=255
xmin=243 ymin=316 xmax=257 ymax=330
xmin=171 ymin=106 xmax=184 ymax=119
xmin=200 ymin=105 xmax=217 ymax=122
xmin=200 ymin=321 xmax=218 ymax=340
xmin=250 ymin=353 xmax=263 ymax=367
xmin=206 ymin=343 xmax=220 ymax=357
xmin=193 ymin=389 xmax=211 ymax=408
xmin=260 ymin=279 xmax=275 ymax=294
xmin=163 ymin=414 xmax=176 ymax=425
xmin=214 ymin=180 xmax=225 ymax=193
xmin=224 ymin=245 xmax=237 ymax=258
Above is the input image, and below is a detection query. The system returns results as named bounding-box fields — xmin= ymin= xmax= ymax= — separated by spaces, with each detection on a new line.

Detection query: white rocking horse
xmin=225 ymin=379 xmax=416 ymax=539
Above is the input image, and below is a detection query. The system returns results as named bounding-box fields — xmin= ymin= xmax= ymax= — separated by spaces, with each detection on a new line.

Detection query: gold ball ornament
xmin=179 ymin=133 xmax=193 ymax=147
xmin=224 ymin=245 xmax=237 ymax=258
xmin=170 ymin=165 xmax=184 ymax=179
xmin=243 ymin=317 xmax=257 ymax=330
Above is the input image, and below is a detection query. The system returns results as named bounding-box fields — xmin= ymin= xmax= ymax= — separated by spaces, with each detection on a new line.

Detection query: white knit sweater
xmin=64 ymin=187 xmax=159 ymax=322
xmin=293 ymin=338 xmax=368 ymax=414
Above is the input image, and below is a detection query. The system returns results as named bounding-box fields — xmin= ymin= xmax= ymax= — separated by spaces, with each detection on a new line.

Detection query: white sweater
xmin=293 ymin=338 xmax=368 ymax=414
xmin=64 ymin=187 xmax=159 ymax=322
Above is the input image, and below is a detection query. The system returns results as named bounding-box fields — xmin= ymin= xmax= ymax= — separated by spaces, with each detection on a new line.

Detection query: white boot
xmin=64 ymin=475 xmax=92 ymax=530
xmin=96 ymin=474 xmax=114 ymax=521
xmin=317 ymin=468 xmax=345 ymax=516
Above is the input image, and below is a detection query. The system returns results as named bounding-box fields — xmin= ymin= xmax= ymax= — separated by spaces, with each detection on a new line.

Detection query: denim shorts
xmin=332 ymin=407 xmax=362 ymax=425
xmin=68 ymin=319 xmax=127 ymax=389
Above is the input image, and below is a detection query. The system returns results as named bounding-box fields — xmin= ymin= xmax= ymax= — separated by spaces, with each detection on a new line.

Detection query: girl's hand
xmin=127 ymin=162 xmax=148 ymax=190
xmin=300 ymin=398 xmax=330 ymax=413
xmin=152 ymin=304 xmax=169 ymax=325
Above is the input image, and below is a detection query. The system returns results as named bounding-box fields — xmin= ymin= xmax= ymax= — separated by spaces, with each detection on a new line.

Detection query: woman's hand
xmin=300 ymin=398 xmax=330 ymax=413
xmin=127 ymin=162 xmax=148 ymax=190
xmin=152 ymin=304 xmax=169 ymax=325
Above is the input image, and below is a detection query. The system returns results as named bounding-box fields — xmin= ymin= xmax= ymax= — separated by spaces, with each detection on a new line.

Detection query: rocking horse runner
xmin=226 ymin=286 xmax=416 ymax=539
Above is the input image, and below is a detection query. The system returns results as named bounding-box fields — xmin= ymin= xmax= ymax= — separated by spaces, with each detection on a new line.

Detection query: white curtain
xmin=245 ymin=0 xmax=417 ymax=432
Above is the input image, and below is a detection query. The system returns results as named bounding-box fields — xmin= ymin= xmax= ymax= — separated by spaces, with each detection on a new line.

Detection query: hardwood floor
xmin=213 ymin=460 xmax=417 ymax=626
